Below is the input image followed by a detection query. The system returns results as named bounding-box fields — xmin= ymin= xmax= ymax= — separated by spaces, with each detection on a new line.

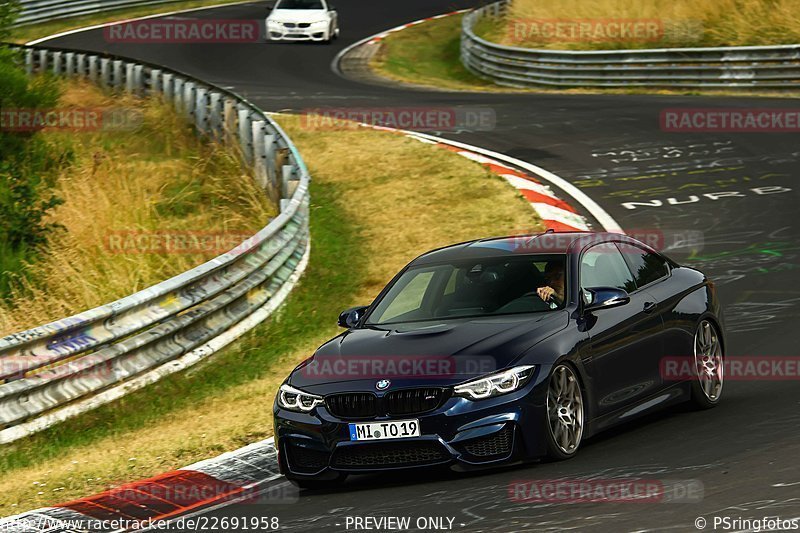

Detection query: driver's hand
xmin=537 ymin=286 xmax=555 ymax=302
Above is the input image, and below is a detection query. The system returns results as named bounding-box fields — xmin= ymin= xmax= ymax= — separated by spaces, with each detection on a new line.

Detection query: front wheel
xmin=690 ymin=319 xmax=724 ymax=409
xmin=544 ymin=363 xmax=585 ymax=460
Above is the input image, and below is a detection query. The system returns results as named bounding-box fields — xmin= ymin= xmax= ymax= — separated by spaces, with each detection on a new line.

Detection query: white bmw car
xmin=266 ymin=0 xmax=339 ymax=43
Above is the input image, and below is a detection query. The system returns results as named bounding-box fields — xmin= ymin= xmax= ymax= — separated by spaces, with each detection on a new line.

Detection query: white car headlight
xmin=310 ymin=19 xmax=329 ymax=25
xmin=277 ymin=383 xmax=324 ymax=412
xmin=454 ymin=366 xmax=536 ymax=400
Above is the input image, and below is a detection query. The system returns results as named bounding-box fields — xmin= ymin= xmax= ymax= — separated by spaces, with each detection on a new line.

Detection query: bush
xmin=0 ymin=1 xmax=66 ymax=298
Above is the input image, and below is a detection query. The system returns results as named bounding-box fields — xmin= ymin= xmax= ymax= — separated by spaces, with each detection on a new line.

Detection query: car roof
xmin=409 ymin=231 xmax=645 ymax=266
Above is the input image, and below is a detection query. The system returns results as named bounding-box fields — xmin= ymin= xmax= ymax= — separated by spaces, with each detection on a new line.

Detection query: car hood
xmin=268 ymin=9 xmax=328 ymax=23
xmin=288 ymin=312 xmax=568 ymax=393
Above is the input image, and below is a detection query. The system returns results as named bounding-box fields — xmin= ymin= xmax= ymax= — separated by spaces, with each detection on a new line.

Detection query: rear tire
xmin=690 ymin=319 xmax=724 ymax=409
xmin=544 ymin=363 xmax=585 ymax=460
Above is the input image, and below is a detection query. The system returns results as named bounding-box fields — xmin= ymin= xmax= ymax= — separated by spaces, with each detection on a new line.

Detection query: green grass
xmin=10 ymin=0 xmax=249 ymax=43
xmin=0 ymin=242 xmax=32 ymax=301
xmin=371 ymin=14 xmax=495 ymax=91
xmin=370 ymin=11 xmax=800 ymax=97
xmin=0 ymin=178 xmax=358 ymax=475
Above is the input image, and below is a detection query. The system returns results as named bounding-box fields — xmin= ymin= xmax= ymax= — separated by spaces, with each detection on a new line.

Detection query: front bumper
xmin=266 ymin=23 xmax=329 ymax=41
xmin=273 ymin=370 xmax=550 ymax=480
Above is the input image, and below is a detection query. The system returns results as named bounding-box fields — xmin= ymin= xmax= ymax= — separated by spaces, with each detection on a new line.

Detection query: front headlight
xmin=277 ymin=383 xmax=324 ymax=412
xmin=454 ymin=365 xmax=536 ymax=400
xmin=310 ymin=19 xmax=329 ymax=25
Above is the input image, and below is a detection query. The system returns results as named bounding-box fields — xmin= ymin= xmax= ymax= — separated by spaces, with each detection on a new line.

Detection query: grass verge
xmin=0 ymin=80 xmax=273 ymax=334
xmin=9 ymin=0 xmax=250 ymax=44
xmin=370 ymin=14 xmax=495 ymax=92
xmin=479 ymin=0 xmax=800 ymax=50
xmin=0 ymin=117 xmax=541 ymax=514
xmin=369 ymin=12 xmax=800 ymax=97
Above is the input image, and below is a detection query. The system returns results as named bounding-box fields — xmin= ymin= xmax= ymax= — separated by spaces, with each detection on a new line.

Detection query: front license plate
xmin=349 ymin=419 xmax=420 ymax=441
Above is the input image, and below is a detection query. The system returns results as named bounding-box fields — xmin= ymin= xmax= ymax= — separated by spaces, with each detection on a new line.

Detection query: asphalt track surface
xmin=43 ymin=1 xmax=800 ymax=531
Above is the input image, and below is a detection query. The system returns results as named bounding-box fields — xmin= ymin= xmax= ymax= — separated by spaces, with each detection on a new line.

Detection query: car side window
xmin=580 ymin=243 xmax=636 ymax=293
xmin=616 ymin=243 xmax=669 ymax=289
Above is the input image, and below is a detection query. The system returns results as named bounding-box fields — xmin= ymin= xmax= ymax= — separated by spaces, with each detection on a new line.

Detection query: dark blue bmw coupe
xmin=273 ymin=231 xmax=725 ymax=488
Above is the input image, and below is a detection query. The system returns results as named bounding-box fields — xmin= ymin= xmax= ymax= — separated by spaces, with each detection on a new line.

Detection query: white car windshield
xmin=275 ymin=0 xmax=324 ymax=9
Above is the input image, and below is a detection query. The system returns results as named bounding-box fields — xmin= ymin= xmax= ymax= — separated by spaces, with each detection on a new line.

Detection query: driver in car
xmin=537 ymin=261 xmax=565 ymax=307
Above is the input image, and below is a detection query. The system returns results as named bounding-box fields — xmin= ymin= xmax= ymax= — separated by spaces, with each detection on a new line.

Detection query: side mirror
xmin=338 ymin=306 xmax=368 ymax=328
xmin=582 ymin=287 xmax=630 ymax=312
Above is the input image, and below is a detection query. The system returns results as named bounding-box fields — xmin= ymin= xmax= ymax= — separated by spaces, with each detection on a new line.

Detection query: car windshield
xmin=366 ymin=255 xmax=568 ymax=325
xmin=275 ymin=0 xmax=324 ymax=9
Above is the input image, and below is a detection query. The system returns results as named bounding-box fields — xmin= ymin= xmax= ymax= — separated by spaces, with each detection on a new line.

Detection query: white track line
xmin=404 ymin=131 xmax=624 ymax=233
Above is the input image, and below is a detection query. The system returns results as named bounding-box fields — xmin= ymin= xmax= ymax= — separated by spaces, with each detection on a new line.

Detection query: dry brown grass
xmin=0 ymin=115 xmax=541 ymax=514
xmin=480 ymin=0 xmax=800 ymax=50
xmin=0 ymin=81 xmax=273 ymax=334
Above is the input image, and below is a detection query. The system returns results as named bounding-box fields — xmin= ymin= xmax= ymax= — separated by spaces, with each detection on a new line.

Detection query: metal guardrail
xmin=461 ymin=0 xmax=800 ymax=89
xmin=0 ymin=43 xmax=310 ymax=443
xmin=15 ymin=0 xmax=199 ymax=26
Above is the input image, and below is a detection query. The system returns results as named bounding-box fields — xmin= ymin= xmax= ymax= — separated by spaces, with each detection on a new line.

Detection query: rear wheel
xmin=544 ymin=363 xmax=584 ymax=460
xmin=690 ymin=319 xmax=724 ymax=409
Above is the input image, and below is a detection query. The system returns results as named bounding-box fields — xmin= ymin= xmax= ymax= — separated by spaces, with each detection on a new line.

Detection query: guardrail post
xmin=183 ymin=81 xmax=195 ymax=119
xmin=251 ymin=120 xmax=268 ymax=189
xmin=173 ymin=77 xmax=184 ymax=113
xmin=237 ymin=106 xmax=254 ymax=164
xmin=76 ymin=53 xmax=86 ymax=78
xmin=209 ymin=92 xmax=223 ymax=138
xmin=282 ymin=165 xmax=299 ymax=200
xmin=162 ymin=73 xmax=173 ymax=102
xmin=52 ymin=51 xmax=62 ymax=75
xmin=125 ymin=63 xmax=135 ymax=93
xmin=133 ymin=65 xmax=144 ymax=95
xmin=223 ymin=97 xmax=238 ymax=146
xmin=149 ymin=68 xmax=162 ymax=96
xmin=112 ymin=60 xmax=123 ymax=89
xmin=195 ymin=87 xmax=208 ymax=133
xmin=25 ymin=49 xmax=34 ymax=76
xmin=38 ymin=49 xmax=48 ymax=73
xmin=65 ymin=52 xmax=75 ymax=76
xmin=100 ymin=58 xmax=111 ymax=87
xmin=88 ymin=55 xmax=99 ymax=82
xmin=263 ymin=134 xmax=278 ymax=198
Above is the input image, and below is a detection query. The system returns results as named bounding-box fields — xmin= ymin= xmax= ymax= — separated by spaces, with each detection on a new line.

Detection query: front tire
xmin=544 ymin=363 xmax=585 ymax=460
xmin=690 ymin=319 xmax=724 ymax=409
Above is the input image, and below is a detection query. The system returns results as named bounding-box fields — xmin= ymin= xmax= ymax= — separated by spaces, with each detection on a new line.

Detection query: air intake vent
xmin=325 ymin=393 xmax=378 ymax=418
xmin=385 ymin=388 xmax=444 ymax=416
